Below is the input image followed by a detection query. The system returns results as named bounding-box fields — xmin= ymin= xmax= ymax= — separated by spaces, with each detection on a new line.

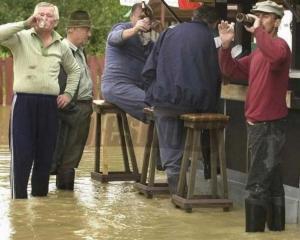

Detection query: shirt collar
xmin=30 ymin=28 xmax=63 ymax=42
xmin=65 ymin=38 xmax=79 ymax=52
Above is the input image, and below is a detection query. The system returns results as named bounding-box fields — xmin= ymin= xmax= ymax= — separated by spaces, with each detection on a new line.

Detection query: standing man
xmin=53 ymin=10 xmax=93 ymax=191
xmin=101 ymin=2 xmax=154 ymax=123
xmin=218 ymin=0 xmax=290 ymax=232
xmin=142 ymin=6 xmax=221 ymax=194
xmin=0 ymin=2 xmax=80 ymax=199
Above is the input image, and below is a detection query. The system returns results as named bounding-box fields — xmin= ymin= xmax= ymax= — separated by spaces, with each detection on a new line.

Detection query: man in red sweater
xmin=218 ymin=0 xmax=291 ymax=232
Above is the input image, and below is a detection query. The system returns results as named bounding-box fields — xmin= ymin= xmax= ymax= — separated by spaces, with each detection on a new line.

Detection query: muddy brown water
xmin=1 ymin=106 xmax=300 ymax=239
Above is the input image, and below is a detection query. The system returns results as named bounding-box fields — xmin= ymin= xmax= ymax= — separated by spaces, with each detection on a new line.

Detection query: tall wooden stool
xmin=172 ymin=113 xmax=233 ymax=212
xmin=91 ymin=100 xmax=140 ymax=183
xmin=134 ymin=107 xmax=169 ymax=198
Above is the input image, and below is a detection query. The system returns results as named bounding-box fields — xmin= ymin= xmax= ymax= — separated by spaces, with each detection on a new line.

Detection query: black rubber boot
xmin=56 ymin=168 xmax=75 ymax=190
xmin=267 ymin=196 xmax=285 ymax=231
xmin=167 ymin=174 xmax=179 ymax=195
xmin=245 ymin=198 xmax=267 ymax=232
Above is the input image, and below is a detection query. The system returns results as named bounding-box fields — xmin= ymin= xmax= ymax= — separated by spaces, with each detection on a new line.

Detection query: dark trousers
xmin=10 ymin=93 xmax=58 ymax=199
xmin=154 ymin=106 xmax=201 ymax=177
xmin=246 ymin=118 xmax=287 ymax=204
xmin=101 ymin=81 xmax=149 ymax=123
xmin=52 ymin=101 xmax=92 ymax=171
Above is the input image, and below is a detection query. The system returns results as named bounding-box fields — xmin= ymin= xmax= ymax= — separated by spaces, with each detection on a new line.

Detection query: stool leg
xmin=210 ymin=129 xmax=218 ymax=198
xmin=187 ymin=129 xmax=202 ymax=199
xmin=140 ymin=122 xmax=154 ymax=184
xmin=94 ymin=113 xmax=101 ymax=173
xmin=121 ymin=113 xmax=139 ymax=174
xmin=102 ymin=116 xmax=109 ymax=177
xmin=117 ymin=113 xmax=130 ymax=172
xmin=177 ymin=129 xmax=192 ymax=197
xmin=218 ymin=128 xmax=229 ymax=199
xmin=148 ymin=126 xmax=158 ymax=187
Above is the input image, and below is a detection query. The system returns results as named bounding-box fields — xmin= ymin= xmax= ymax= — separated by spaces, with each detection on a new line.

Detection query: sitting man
xmin=142 ymin=6 xmax=221 ymax=194
xmin=101 ymin=2 xmax=155 ymax=123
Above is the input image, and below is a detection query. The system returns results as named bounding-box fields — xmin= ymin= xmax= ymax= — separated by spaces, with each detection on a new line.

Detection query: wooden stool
xmin=91 ymin=100 xmax=140 ymax=183
xmin=134 ymin=107 xmax=169 ymax=198
xmin=172 ymin=113 xmax=233 ymax=212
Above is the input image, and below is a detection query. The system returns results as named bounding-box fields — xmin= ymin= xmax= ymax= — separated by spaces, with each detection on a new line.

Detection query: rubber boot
xmin=56 ymin=168 xmax=75 ymax=190
xmin=267 ymin=196 xmax=285 ymax=231
xmin=167 ymin=174 xmax=179 ymax=195
xmin=245 ymin=198 xmax=267 ymax=232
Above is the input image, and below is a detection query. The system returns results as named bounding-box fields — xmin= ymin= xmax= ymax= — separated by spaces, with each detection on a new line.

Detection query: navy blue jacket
xmin=142 ymin=21 xmax=221 ymax=112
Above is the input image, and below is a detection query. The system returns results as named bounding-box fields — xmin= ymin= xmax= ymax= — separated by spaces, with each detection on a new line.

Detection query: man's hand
xmin=133 ymin=18 xmax=151 ymax=33
xmin=218 ymin=20 xmax=235 ymax=49
xmin=24 ymin=15 xmax=36 ymax=29
xmin=244 ymin=14 xmax=260 ymax=33
xmin=24 ymin=14 xmax=41 ymax=29
xmin=57 ymin=94 xmax=71 ymax=109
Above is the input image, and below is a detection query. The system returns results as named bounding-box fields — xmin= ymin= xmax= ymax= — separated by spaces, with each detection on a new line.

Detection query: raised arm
xmin=218 ymin=20 xmax=249 ymax=81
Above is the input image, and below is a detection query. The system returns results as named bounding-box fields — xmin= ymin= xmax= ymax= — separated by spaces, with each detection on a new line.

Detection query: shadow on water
xmin=0 ymin=106 xmax=300 ymax=239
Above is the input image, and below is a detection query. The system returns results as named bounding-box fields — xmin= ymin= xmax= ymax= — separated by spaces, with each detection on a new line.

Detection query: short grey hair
xmin=34 ymin=2 xmax=59 ymax=20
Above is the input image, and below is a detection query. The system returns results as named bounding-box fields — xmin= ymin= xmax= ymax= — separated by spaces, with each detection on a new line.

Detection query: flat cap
xmin=251 ymin=0 xmax=284 ymax=18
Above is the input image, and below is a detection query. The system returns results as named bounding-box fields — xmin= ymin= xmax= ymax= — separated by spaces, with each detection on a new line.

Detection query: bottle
xmin=140 ymin=1 xmax=153 ymax=33
xmin=141 ymin=1 xmax=153 ymax=19
xmin=236 ymin=13 xmax=254 ymax=27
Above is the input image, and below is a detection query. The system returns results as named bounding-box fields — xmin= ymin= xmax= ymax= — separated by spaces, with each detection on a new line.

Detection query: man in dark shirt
xmin=143 ymin=6 xmax=221 ymax=195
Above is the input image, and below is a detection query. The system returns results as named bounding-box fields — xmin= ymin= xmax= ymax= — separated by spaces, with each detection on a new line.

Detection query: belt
xmin=247 ymin=117 xmax=287 ymax=126
xmin=77 ymin=99 xmax=92 ymax=104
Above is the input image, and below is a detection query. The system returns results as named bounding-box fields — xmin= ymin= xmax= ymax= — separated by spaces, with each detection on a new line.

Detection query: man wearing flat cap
xmin=218 ymin=0 xmax=291 ymax=232
xmin=52 ymin=10 xmax=93 ymax=190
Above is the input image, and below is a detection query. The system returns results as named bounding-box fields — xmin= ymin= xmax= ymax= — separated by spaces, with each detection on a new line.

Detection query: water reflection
xmin=1 ymin=107 xmax=300 ymax=239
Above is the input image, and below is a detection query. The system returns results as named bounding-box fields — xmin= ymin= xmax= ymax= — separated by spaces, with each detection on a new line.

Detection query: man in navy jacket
xmin=143 ymin=6 xmax=221 ymax=194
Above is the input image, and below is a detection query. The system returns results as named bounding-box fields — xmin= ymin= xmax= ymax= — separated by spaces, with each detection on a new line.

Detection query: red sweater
xmin=219 ymin=27 xmax=291 ymax=122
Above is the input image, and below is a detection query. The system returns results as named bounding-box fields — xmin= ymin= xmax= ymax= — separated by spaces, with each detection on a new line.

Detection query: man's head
xmin=66 ymin=10 xmax=92 ymax=47
xmin=192 ymin=5 xmax=220 ymax=29
xmin=250 ymin=0 xmax=284 ymax=35
xmin=34 ymin=2 xmax=59 ymax=30
xmin=130 ymin=3 xmax=153 ymax=26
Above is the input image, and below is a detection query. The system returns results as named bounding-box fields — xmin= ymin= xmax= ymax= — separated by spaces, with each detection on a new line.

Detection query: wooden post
xmin=292 ymin=14 xmax=300 ymax=69
xmin=160 ymin=2 xmax=166 ymax=28
xmin=0 ymin=60 xmax=3 ymax=106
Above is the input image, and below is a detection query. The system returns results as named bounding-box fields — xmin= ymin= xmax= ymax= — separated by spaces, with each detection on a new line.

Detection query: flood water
xmin=1 ymin=106 xmax=300 ymax=240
